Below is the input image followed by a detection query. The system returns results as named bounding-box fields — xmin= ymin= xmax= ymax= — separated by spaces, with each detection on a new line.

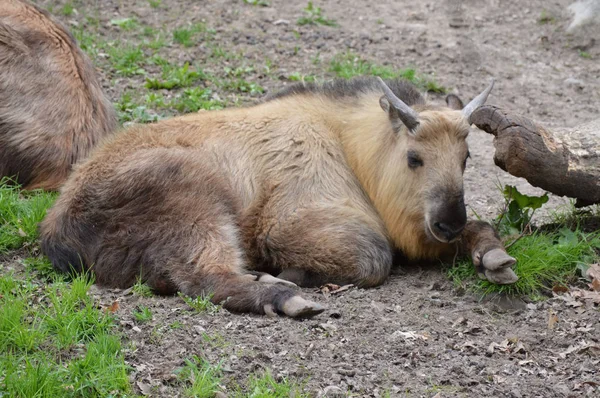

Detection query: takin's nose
xmin=432 ymin=221 xmax=465 ymax=242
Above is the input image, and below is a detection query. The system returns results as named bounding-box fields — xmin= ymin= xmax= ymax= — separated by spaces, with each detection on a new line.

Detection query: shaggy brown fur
xmin=40 ymin=77 xmax=513 ymax=317
xmin=0 ymin=0 xmax=117 ymax=190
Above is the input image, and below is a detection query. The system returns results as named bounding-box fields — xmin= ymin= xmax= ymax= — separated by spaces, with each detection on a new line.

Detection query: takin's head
xmin=374 ymin=77 xmax=494 ymax=247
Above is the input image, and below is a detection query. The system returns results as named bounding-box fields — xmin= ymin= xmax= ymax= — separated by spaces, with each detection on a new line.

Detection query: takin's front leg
xmin=460 ymin=220 xmax=518 ymax=284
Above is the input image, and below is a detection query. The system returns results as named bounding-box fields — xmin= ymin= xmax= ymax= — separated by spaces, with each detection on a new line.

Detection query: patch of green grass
xmin=146 ymin=61 xmax=204 ymax=90
xmin=448 ymin=228 xmax=600 ymax=297
xmin=173 ymin=23 xmax=210 ymax=47
xmin=61 ymin=1 xmax=75 ymax=16
xmin=148 ymin=0 xmax=162 ymax=8
xmin=288 ymin=72 xmax=317 ymax=82
xmin=0 ymin=272 xmax=131 ymax=397
xmin=110 ymin=17 xmax=139 ymax=31
xmin=72 ymin=27 xmax=105 ymax=60
xmin=176 ymin=356 xmax=222 ymax=398
xmin=115 ymin=92 xmax=161 ymax=124
xmin=178 ymin=293 xmax=220 ymax=314
xmin=132 ymin=278 xmax=154 ymax=297
xmin=170 ymin=87 xmax=226 ymax=113
xmin=0 ymin=180 xmax=57 ymax=253
xmin=133 ymin=305 xmax=153 ymax=323
xmin=329 ymin=52 xmax=446 ymax=93
xmin=244 ymin=0 xmax=270 ymax=6
xmin=238 ymin=370 xmax=310 ymax=397
xmin=297 ymin=1 xmax=338 ymax=27
xmin=107 ymin=44 xmax=146 ymax=76
xmin=579 ymin=50 xmax=592 ymax=59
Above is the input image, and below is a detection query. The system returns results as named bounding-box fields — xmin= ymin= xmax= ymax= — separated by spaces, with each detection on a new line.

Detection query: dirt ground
xmin=27 ymin=0 xmax=600 ymax=396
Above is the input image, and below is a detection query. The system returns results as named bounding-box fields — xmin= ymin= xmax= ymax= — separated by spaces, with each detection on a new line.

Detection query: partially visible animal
xmin=40 ymin=76 xmax=517 ymax=318
xmin=0 ymin=0 xmax=117 ymax=190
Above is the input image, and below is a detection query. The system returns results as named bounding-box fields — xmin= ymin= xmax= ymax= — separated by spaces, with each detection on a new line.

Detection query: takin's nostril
xmin=434 ymin=222 xmax=464 ymax=240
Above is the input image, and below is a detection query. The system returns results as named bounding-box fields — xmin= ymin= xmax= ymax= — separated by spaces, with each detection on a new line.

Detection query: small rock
xmin=132 ymin=326 xmax=142 ymax=333
xmin=273 ymin=19 xmax=290 ymax=25
xmin=321 ymin=385 xmax=344 ymax=397
xmin=564 ymin=77 xmax=585 ymax=89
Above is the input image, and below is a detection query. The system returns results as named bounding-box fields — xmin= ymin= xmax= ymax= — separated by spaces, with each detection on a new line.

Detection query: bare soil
xmin=23 ymin=0 xmax=600 ymax=396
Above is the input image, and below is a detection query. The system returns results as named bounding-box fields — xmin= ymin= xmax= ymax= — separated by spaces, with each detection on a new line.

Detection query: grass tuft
xmin=448 ymin=228 xmax=600 ymax=297
xmin=329 ymin=52 xmax=446 ymax=93
xmin=178 ymin=293 xmax=220 ymax=314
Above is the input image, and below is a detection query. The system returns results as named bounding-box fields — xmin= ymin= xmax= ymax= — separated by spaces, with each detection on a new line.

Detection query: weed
xmin=107 ymin=44 xmax=146 ymax=76
xmin=132 ymin=278 xmax=154 ymax=297
xmin=170 ymin=87 xmax=225 ymax=113
xmin=178 ymin=292 xmax=220 ymax=314
xmin=495 ymin=185 xmax=549 ymax=236
xmin=244 ymin=0 xmax=270 ymax=6
xmin=115 ymin=92 xmax=161 ymax=124
xmin=579 ymin=50 xmax=592 ymax=59
xmin=330 ymin=52 xmax=446 ymax=93
xmin=297 ymin=2 xmax=338 ymax=27
xmin=241 ymin=370 xmax=310 ymax=397
xmin=175 ymin=356 xmax=222 ymax=398
xmin=148 ymin=0 xmax=162 ymax=8
xmin=173 ymin=23 xmax=209 ymax=47
xmin=538 ymin=10 xmax=556 ymax=24
xmin=110 ymin=17 xmax=139 ymax=31
xmin=133 ymin=305 xmax=153 ymax=323
xmin=146 ymin=62 xmax=204 ymax=90
xmin=61 ymin=1 xmax=75 ymax=16
xmin=288 ymin=72 xmax=317 ymax=82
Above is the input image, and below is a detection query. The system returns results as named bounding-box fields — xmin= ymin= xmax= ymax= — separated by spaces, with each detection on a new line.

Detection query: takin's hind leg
xmin=460 ymin=220 xmax=518 ymax=284
xmin=159 ymin=220 xmax=324 ymax=318
xmin=259 ymin=207 xmax=393 ymax=288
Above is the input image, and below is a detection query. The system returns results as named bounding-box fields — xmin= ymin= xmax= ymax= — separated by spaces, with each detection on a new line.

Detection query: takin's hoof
xmin=266 ymin=296 xmax=325 ymax=318
xmin=481 ymin=248 xmax=517 ymax=271
xmin=479 ymin=267 xmax=519 ymax=285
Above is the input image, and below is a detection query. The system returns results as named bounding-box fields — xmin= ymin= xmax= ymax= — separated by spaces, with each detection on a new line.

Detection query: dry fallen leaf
xmin=105 ymin=300 xmax=119 ymax=313
xmin=585 ymin=263 xmax=600 ymax=282
xmin=570 ymin=289 xmax=600 ymax=304
xmin=552 ymin=284 xmax=569 ymax=294
xmin=17 ymin=228 xmax=27 ymax=237
xmin=590 ymin=278 xmax=600 ymax=292
xmin=547 ymin=310 xmax=559 ymax=330
xmin=136 ymin=381 xmax=152 ymax=396
xmin=318 ymin=283 xmax=353 ymax=296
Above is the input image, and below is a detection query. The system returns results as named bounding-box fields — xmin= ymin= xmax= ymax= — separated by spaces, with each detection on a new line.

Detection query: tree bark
xmin=471 ymin=105 xmax=600 ymax=207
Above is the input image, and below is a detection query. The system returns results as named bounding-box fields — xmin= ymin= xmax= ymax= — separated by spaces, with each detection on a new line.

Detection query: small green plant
xmin=175 ymin=356 xmax=222 ymax=398
xmin=288 ymin=72 xmax=317 ymax=82
xmin=61 ymin=2 xmax=75 ymax=16
xmin=133 ymin=305 xmax=153 ymax=323
xmin=115 ymin=93 xmax=161 ymax=124
xmin=579 ymin=50 xmax=592 ymax=59
xmin=148 ymin=0 xmax=162 ymax=7
xmin=107 ymin=44 xmax=146 ymax=76
xmin=297 ymin=2 xmax=338 ymax=27
xmin=110 ymin=17 xmax=139 ymax=31
xmin=173 ymin=23 xmax=209 ymax=47
xmin=170 ymin=87 xmax=225 ymax=113
xmin=132 ymin=278 xmax=154 ymax=298
xmin=178 ymin=293 xmax=220 ymax=314
xmin=538 ymin=10 xmax=556 ymax=24
xmin=243 ymin=370 xmax=310 ymax=397
xmin=244 ymin=0 xmax=270 ymax=6
xmin=496 ymin=185 xmax=549 ymax=236
xmin=146 ymin=62 xmax=203 ymax=90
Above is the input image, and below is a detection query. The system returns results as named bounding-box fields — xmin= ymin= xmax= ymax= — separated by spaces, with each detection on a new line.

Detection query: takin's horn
xmin=377 ymin=77 xmax=420 ymax=133
xmin=462 ymin=79 xmax=495 ymax=123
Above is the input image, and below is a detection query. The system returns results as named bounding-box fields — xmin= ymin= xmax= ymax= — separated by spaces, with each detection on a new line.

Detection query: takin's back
xmin=0 ymin=0 xmax=117 ymax=190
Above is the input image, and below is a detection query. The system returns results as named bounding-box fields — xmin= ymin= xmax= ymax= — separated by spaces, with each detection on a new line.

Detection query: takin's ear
xmin=376 ymin=77 xmax=420 ymax=135
xmin=445 ymin=94 xmax=464 ymax=110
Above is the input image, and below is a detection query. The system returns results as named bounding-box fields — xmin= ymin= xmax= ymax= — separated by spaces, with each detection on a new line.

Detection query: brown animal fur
xmin=0 ymin=0 xmax=117 ymax=190
xmin=40 ymin=77 xmax=513 ymax=316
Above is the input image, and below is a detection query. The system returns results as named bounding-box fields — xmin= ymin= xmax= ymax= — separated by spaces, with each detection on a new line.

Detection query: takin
xmin=40 ymin=77 xmax=518 ymax=318
xmin=0 ymin=0 xmax=117 ymax=190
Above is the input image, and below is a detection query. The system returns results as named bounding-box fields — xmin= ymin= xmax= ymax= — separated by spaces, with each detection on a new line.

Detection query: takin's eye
xmin=407 ymin=151 xmax=423 ymax=169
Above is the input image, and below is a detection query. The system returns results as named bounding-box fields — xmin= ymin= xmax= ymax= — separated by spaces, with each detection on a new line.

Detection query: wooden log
xmin=471 ymin=105 xmax=600 ymax=207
